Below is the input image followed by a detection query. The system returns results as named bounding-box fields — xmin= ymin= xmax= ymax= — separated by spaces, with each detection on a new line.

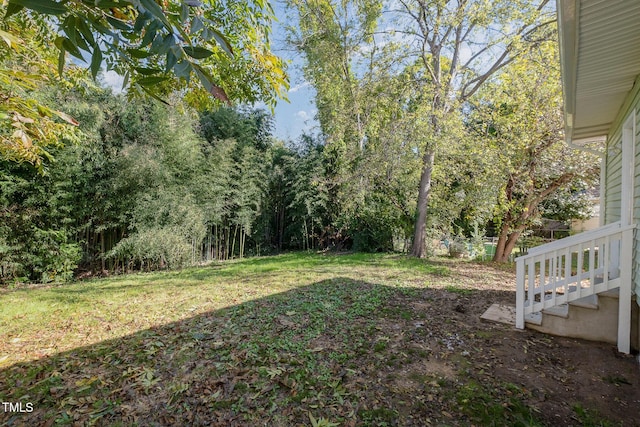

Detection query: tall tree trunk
xmin=493 ymin=223 xmax=525 ymax=262
xmin=411 ymin=150 xmax=436 ymax=258
xmin=100 ymin=230 xmax=105 ymax=272
xmin=278 ymin=202 xmax=285 ymax=250
xmin=240 ymin=227 xmax=245 ymax=259
xmin=231 ymin=224 xmax=238 ymax=259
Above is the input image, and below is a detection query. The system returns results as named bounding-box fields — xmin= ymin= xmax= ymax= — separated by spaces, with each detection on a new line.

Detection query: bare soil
xmin=1 ymin=256 xmax=639 ymax=426
xmin=402 ymin=260 xmax=640 ymax=426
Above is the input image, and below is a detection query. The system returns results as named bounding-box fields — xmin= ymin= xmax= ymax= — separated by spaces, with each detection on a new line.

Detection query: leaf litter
xmin=0 ymin=254 xmax=639 ymax=426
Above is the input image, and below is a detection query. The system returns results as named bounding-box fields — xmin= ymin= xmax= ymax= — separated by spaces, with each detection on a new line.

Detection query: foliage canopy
xmin=0 ymin=0 xmax=288 ymax=167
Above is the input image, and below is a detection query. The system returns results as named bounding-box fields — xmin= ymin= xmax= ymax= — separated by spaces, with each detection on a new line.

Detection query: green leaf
xmin=61 ymin=38 xmax=84 ymax=60
xmin=191 ymin=16 xmax=203 ymax=33
xmin=57 ymin=45 xmax=65 ymax=77
xmin=76 ymin=17 xmax=96 ymax=47
xmin=87 ymin=16 xmax=115 ymax=37
xmin=136 ymin=76 xmax=169 ymax=86
xmin=138 ymin=83 xmax=170 ymax=105
xmin=157 ymin=34 xmax=174 ymax=56
xmin=63 ymin=19 xmax=90 ymax=52
xmin=183 ymin=46 xmax=214 ymax=59
xmin=210 ymin=28 xmax=234 ymax=57
xmin=133 ymin=11 xmax=150 ymax=33
xmin=8 ymin=0 xmax=67 ymax=15
xmin=180 ymin=3 xmax=189 ymax=22
xmin=126 ymin=48 xmax=150 ymax=59
xmin=4 ymin=3 xmax=24 ymax=18
xmin=106 ymin=16 xmax=133 ymax=31
xmin=141 ymin=20 xmax=160 ymax=46
xmin=122 ymin=70 xmax=130 ymax=89
xmin=83 ymin=0 xmax=131 ymax=8
xmin=173 ymin=60 xmax=191 ymax=81
xmin=62 ymin=16 xmax=77 ymax=46
xmin=165 ymin=51 xmax=178 ymax=72
xmin=192 ymin=63 xmax=230 ymax=104
xmin=90 ymin=48 xmax=102 ymax=80
xmin=135 ymin=67 xmax=162 ymax=75
xmin=139 ymin=0 xmax=171 ymax=29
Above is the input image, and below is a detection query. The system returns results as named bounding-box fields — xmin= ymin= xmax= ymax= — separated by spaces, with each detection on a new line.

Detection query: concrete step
xmin=542 ymin=304 xmax=569 ymax=318
xmin=526 ymin=290 xmax=625 ymax=345
xmin=524 ymin=312 xmax=542 ymax=325
xmin=569 ymin=294 xmax=599 ymax=309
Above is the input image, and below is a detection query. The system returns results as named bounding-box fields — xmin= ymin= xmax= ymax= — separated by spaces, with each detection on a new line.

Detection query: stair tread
xmin=542 ymin=304 xmax=569 ymax=318
xmin=524 ymin=312 xmax=542 ymax=325
xmin=599 ymin=288 xmax=620 ymax=298
xmin=569 ymin=294 xmax=599 ymax=309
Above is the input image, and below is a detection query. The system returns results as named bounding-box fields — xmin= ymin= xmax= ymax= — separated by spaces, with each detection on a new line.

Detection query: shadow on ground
xmin=1 ymin=274 xmax=639 ymax=426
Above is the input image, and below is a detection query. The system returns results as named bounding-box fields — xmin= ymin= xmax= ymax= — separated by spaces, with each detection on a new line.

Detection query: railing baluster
xmin=577 ymin=243 xmax=584 ymax=299
xmin=550 ymin=250 xmax=558 ymax=307
xmin=564 ymin=247 xmax=571 ymax=297
xmin=514 ymin=222 xmax=635 ymax=354
xmin=604 ymin=234 xmax=611 ymax=287
xmin=516 ymin=257 xmax=525 ymax=329
xmin=589 ymin=239 xmax=596 ymax=290
xmin=540 ymin=254 xmax=551 ymax=300
xmin=528 ymin=259 xmax=535 ymax=309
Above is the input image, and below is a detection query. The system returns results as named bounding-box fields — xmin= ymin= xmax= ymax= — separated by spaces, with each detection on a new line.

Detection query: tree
xmin=0 ymin=0 xmax=287 ymax=167
xmin=395 ymin=0 xmax=556 ymax=257
xmin=0 ymin=14 xmax=82 ymax=169
xmin=469 ymin=40 xmax=600 ymax=262
xmin=286 ymin=0 xmax=556 ymax=256
xmin=286 ymin=0 xmax=428 ymax=251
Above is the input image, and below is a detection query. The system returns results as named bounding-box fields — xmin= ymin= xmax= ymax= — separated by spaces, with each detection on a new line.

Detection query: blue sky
xmin=100 ymin=2 xmax=318 ymax=142
xmin=268 ymin=2 xmax=319 ymax=142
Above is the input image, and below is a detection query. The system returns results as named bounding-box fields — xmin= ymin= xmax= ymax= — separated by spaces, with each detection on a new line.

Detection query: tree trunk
xmin=493 ymin=223 xmax=524 ymax=262
xmin=411 ymin=150 xmax=436 ymax=258
xmin=278 ymin=202 xmax=285 ymax=250
xmin=231 ymin=224 xmax=238 ymax=259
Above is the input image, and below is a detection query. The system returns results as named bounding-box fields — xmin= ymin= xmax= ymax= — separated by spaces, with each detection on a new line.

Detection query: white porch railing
xmin=515 ymin=221 xmax=635 ymax=353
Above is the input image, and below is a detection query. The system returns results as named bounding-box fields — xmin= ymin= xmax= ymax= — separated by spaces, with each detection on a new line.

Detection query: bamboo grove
xmin=0 ymin=85 xmax=329 ymax=282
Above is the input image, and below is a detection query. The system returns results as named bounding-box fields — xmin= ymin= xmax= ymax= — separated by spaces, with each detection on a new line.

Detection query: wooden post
xmin=516 ymin=258 xmax=525 ymax=329
xmin=617 ymin=227 xmax=633 ymax=354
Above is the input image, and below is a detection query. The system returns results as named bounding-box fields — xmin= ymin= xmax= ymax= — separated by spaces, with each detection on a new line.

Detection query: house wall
xmin=604 ymin=131 xmax=622 ymax=224
xmin=604 ymin=75 xmax=640 ymax=303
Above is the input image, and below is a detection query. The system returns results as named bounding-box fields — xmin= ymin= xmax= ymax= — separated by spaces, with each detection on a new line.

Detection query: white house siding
xmin=634 ymin=107 xmax=640 ymax=303
xmin=605 ymin=131 xmax=622 ymax=224
xmin=602 ymin=78 xmax=640 ymax=303
xmin=604 ymin=79 xmax=640 ymax=303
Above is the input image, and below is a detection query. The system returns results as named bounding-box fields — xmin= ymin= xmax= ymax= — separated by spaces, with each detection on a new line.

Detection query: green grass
xmin=0 ymin=252 xmax=628 ymax=426
xmin=0 ymin=252 xmax=447 ymax=351
xmin=573 ymin=404 xmax=621 ymax=427
xmin=0 ymin=252 xmax=457 ymax=425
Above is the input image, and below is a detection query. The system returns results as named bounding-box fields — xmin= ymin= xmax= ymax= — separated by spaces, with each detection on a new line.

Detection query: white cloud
xmin=289 ymin=81 xmax=311 ymax=93
xmin=101 ymin=70 xmax=125 ymax=94
xmin=295 ymin=110 xmax=310 ymax=120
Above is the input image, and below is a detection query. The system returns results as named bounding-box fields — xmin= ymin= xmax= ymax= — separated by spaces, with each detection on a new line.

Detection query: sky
xmin=98 ymin=2 xmax=318 ymax=142
xmin=267 ymin=2 xmax=319 ymax=142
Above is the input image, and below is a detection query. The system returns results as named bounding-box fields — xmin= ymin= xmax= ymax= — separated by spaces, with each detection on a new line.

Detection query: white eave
xmin=557 ymin=0 xmax=640 ymax=143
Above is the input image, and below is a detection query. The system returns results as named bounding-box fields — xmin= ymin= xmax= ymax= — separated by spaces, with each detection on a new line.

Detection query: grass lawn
xmin=1 ymin=252 xmax=638 ymax=426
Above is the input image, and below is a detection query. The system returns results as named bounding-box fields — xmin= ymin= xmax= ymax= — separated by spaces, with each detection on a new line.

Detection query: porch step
xmin=569 ymin=294 xmax=599 ymax=310
xmin=542 ymin=304 xmax=569 ymax=318
xmin=524 ymin=312 xmax=542 ymax=325
xmin=599 ymin=288 xmax=619 ymax=299
xmin=525 ymin=290 xmax=630 ymax=346
xmin=482 ymin=290 xmax=618 ymax=329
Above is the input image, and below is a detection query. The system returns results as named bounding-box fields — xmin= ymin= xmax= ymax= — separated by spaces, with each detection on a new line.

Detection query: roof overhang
xmin=557 ymin=0 xmax=640 ymax=145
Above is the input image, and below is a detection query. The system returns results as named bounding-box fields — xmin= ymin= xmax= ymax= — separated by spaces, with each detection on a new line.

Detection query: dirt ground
xmin=1 ymin=256 xmax=639 ymax=426
xmin=402 ymin=260 xmax=640 ymax=426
